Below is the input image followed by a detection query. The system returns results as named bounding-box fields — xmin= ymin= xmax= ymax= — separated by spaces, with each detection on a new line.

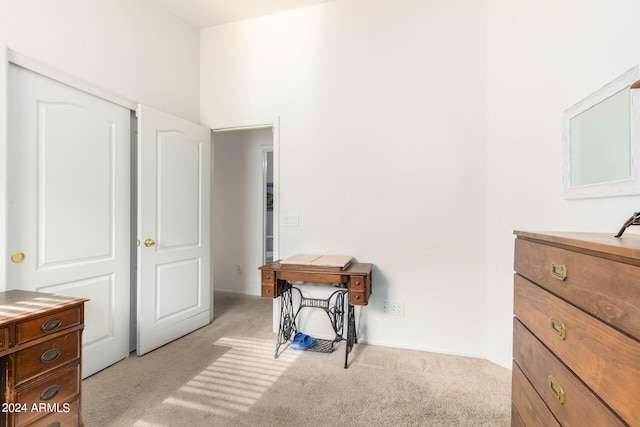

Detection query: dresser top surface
xmin=515 ymin=230 xmax=640 ymax=261
xmin=0 ymin=290 xmax=87 ymax=325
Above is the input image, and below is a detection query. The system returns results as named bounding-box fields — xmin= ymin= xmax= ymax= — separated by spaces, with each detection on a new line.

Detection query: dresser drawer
xmin=20 ymin=399 xmax=79 ymax=427
xmin=0 ymin=327 xmax=8 ymax=351
xmin=514 ymin=237 xmax=640 ymax=339
xmin=14 ymin=364 xmax=80 ymax=426
xmin=511 ymin=361 xmax=560 ymax=427
xmin=15 ymin=331 xmax=81 ymax=386
xmin=514 ymin=275 xmax=640 ymax=425
xmin=15 ymin=307 xmax=81 ymax=345
xmin=513 ymin=319 xmax=625 ymax=427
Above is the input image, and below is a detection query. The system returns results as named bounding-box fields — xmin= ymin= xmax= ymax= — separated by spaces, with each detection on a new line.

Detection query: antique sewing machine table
xmin=258 ymin=257 xmax=372 ymax=368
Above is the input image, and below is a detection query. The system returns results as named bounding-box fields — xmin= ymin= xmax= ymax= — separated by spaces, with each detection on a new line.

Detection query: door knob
xmin=11 ymin=252 xmax=25 ymax=263
xmin=144 ymin=238 xmax=156 ymax=247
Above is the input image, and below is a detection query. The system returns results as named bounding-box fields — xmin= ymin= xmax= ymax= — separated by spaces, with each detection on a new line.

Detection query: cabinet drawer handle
xmin=40 ymin=384 xmax=60 ymax=401
xmin=550 ymin=263 xmax=567 ymax=281
xmin=41 ymin=318 xmax=61 ymax=332
xmin=47 ymin=422 xmax=61 ymax=427
xmin=549 ymin=317 xmax=567 ymax=340
xmin=548 ymin=375 xmax=566 ymax=404
xmin=40 ymin=348 xmax=62 ymax=363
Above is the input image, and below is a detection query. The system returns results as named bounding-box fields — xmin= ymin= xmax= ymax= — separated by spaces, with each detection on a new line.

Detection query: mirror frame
xmin=562 ymin=66 xmax=640 ymax=199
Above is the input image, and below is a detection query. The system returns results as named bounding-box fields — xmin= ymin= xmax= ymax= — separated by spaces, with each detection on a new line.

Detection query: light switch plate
xmin=281 ymin=212 xmax=299 ymax=226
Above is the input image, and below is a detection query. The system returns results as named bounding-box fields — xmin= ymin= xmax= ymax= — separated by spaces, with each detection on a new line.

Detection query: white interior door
xmin=137 ymin=105 xmax=211 ymax=356
xmin=7 ymin=64 xmax=131 ymax=378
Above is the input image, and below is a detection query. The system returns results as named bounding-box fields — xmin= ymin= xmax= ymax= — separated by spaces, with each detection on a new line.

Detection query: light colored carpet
xmin=82 ymin=292 xmax=511 ymax=426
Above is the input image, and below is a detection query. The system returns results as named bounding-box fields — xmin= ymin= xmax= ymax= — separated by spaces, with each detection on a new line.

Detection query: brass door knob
xmin=144 ymin=238 xmax=156 ymax=247
xmin=11 ymin=252 xmax=25 ymax=263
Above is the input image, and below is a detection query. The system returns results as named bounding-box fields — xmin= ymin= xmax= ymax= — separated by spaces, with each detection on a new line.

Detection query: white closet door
xmin=7 ymin=64 xmax=131 ymax=378
xmin=136 ymin=105 xmax=211 ymax=356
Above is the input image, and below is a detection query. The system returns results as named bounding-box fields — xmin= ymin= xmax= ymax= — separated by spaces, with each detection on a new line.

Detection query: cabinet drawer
xmin=348 ymin=290 xmax=368 ymax=306
xmin=261 ymin=271 xmax=275 ymax=285
xmin=513 ymin=319 xmax=624 ymax=427
xmin=514 ymin=238 xmax=640 ymax=339
xmin=16 ymin=307 xmax=81 ymax=344
xmin=14 ymin=365 xmax=80 ymax=426
xmin=511 ymin=361 xmax=560 ymax=427
xmin=514 ymin=275 xmax=640 ymax=425
xmin=20 ymin=399 xmax=79 ymax=427
xmin=349 ymin=275 xmax=370 ymax=306
xmin=349 ymin=275 xmax=367 ymax=291
xmin=261 ymin=271 xmax=279 ymax=298
xmin=261 ymin=284 xmax=277 ymax=299
xmin=0 ymin=327 xmax=8 ymax=351
xmin=15 ymin=331 xmax=81 ymax=386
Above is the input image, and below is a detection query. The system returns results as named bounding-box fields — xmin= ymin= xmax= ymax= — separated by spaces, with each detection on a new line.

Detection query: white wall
xmin=212 ymin=128 xmax=273 ymax=295
xmin=201 ymin=0 xmax=489 ymax=358
xmin=0 ymin=0 xmax=200 ymax=121
xmin=485 ymin=0 xmax=640 ymax=367
xmin=0 ymin=0 xmax=201 ymax=290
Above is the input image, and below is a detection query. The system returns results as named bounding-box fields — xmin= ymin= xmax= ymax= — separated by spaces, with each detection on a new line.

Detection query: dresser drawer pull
xmin=549 ymin=317 xmax=567 ymax=340
xmin=548 ymin=375 xmax=566 ymax=404
xmin=40 ymin=348 xmax=62 ymax=363
xmin=47 ymin=423 xmax=61 ymax=427
xmin=550 ymin=263 xmax=568 ymax=281
xmin=40 ymin=384 xmax=60 ymax=401
xmin=41 ymin=318 xmax=62 ymax=332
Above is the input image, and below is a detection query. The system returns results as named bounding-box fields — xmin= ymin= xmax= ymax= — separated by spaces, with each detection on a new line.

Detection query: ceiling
xmin=147 ymin=0 xmax=336 ymax=29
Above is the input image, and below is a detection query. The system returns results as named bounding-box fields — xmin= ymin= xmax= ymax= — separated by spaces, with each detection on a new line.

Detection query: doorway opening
xmin=212 ymin=123 xmax=278 ymax=296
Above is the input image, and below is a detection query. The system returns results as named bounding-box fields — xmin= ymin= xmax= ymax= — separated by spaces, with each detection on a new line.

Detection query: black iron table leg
xmin=344 ymin=303 xmax=356 ymax=368
xmin=275 ymin=281 xmax=296 ymax=358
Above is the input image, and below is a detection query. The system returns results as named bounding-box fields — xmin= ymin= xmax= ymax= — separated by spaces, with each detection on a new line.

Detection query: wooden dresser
xmin=512 ymin=231 xmax=640 ymax=426
xmin=0 ymin=290 xmax=87 ymax=427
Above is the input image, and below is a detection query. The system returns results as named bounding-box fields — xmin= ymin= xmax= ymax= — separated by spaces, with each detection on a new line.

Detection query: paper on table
xmin=280 ymin=254 xmax=322 ymax=265
xmin=281 ymin=254 xmax=353 ymax=268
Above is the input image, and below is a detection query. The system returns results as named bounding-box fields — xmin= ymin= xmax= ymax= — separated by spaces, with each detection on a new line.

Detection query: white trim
xmin=7 ymin=50 xmax=137 ymax=111
xmin=211 ymin=117 xmax=276 ymax=132
xmin=0 ymin=46 xmax=8 ymax=290
xmin=562 ymin=65 xmax=640 ymax=199
xmin=214 ymin=124 xmax=274 ymax=132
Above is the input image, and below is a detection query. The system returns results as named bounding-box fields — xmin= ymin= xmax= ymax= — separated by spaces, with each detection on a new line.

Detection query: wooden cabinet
xmin=512 ymin=231 xmax=640 ymax=426
xmin=0 ymin=290 xmax=87 ymax=427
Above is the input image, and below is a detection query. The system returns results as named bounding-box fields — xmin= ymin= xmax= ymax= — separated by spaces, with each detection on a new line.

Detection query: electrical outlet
xmin=390 ymin=301 xmax=404 ymax=316
xmin=383 ymin=300 xmax=404 ymax=316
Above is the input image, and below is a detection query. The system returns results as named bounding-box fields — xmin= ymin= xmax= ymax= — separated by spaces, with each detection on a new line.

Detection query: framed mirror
xmin=562 ymin=66 xmax=640 ymax=199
